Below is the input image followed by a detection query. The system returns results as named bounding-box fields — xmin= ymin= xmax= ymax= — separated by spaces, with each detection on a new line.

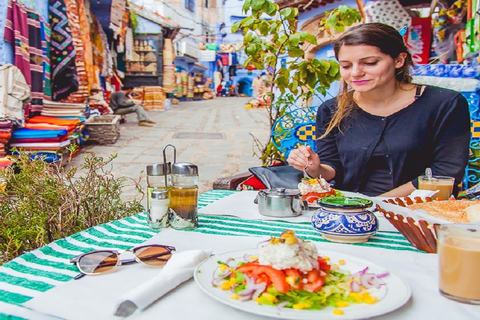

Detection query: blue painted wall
xmin=136 ymin=16 xmax=163 ymax=34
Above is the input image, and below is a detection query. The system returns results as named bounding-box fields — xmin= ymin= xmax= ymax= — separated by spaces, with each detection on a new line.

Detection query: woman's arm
xmin=379 ymin=181 xmax=416 ymax=197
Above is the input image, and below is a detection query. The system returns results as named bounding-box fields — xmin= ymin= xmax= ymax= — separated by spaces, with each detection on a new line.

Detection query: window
xmin=205 ymin=0 xmax=209 ymax=8
xmin=185 ymin=0 xmax=195 ymax=12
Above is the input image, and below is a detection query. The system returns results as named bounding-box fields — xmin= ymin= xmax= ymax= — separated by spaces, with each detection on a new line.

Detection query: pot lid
xmin=259 ymin=188 xmax=300 ymax=198
xmin=318 ymin=196 xmax=373 ymax=209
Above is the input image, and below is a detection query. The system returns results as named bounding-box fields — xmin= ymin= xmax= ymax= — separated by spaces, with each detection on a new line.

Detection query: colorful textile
xmin=27 ymin=9 xmax=44 ymax=114
xmin=62 ymin=0 xmax=88 ymax=103
xmin=364 ymin=0 xmax=412 ymax=30
xmin=11 ymin=136 xmax=68 ymax=143
xmin=12 ymin=128 xmax=68 ymax=138
xmin=77 ymin=0 xmax=95 ymax=90
xmin=9 ymin=140 xmax=70 ymax=148
xmin=27 ymin=115 xmax=80 ymax=126
xmin=41 ymin=20 xmax=52 ymax=100
xmin=4 ymin=0 xmax=30 ymax=84
xmin=0 ymin=63 xmax=30 ymax=124
xmin=49 ymin=0 xmax=78 ymax=101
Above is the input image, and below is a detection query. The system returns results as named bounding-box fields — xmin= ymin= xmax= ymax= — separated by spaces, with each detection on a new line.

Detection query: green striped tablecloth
xmin=0 ymin=190 xmax=418 ymax=319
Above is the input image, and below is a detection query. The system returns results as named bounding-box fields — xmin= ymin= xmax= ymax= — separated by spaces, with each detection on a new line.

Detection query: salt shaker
xmin=148 ymin=189 xmax=169 ymax=229
xmin=146 ymin=163 xmax=171 ymax=211
xmin=169 ymin=162 xmax=199 ymax=229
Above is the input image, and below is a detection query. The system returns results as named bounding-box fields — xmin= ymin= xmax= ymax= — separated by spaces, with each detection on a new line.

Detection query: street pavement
xmin=70 ymin=96 xmax=269 ymax=206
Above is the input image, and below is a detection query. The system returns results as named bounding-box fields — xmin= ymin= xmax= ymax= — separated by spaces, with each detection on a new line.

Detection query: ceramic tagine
xmin=311 ymin=197 xmax=378 ymax=243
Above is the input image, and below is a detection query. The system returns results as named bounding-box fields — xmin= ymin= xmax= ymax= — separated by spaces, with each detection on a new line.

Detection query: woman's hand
xmin=287 ymin=146 xmax=320 ymax=175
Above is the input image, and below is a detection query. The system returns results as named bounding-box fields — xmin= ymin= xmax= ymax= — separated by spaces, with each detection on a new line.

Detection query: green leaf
xmin=265 ymin=1 xmax=277 ymax=15
xmin=245 ymin=44 xmax=257 ymax=55
xmin=280 ymin=8 xmax=292 ymax=18
xmin=304 ymin=33 xmax=317 ymax=45
xmin=289 ymin=34 xmax=301 ymax=47
xmin=252 ymin=0 xmax=265 ymax=11
xmin=289 ymin=47 xmax=304 ymax=58
xmin=231 ymin=22 xmax=240 ymax=34
xmin=242 ymin=0 xmax=252 ymax=13
xmin=259 ymin=21 xmax=269 ymax=35
xmin=329 ymin=60 xmax=339 ymax=77
xmin=319 ymin=59 xmax=330 ymax=72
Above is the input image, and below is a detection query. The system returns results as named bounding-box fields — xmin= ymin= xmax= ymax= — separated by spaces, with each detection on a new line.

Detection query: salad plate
xmin=194 ymin=249 xmax=411 ymax=320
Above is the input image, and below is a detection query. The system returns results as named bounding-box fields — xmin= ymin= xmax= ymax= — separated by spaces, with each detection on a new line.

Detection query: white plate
xmin=194 ymin=249 xmax=411 ymax=320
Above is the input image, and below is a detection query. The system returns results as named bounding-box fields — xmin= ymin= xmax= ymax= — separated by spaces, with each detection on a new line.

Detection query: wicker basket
xmin=85 ymin=115 xmax=121 ymax=144
xmin=376 ymin=197 xmax=440 ymax=253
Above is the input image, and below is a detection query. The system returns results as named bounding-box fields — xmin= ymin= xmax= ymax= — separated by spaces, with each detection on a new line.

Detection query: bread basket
xmin=376 ymin=197 xmax=439 ymax=253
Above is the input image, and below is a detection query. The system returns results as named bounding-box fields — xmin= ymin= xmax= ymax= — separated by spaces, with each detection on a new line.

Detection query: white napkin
xmin=408 ymin=189 xmax=439 ymax=198
xmin=114 ymin=249 xmax=212 ymax=317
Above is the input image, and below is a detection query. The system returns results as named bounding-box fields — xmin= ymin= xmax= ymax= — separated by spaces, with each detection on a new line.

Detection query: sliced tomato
xmin=317 ymin=256 xmax=331 ymax=271
xmin=236 ymin=263 xmax=289 ymax=293
xmin=302 ymin=190 xmax=336 ymax=204
xmin=303 ymin=270 xmax=325 ymax=292
xmin=284 ymin=268 xmax=303 ymax=290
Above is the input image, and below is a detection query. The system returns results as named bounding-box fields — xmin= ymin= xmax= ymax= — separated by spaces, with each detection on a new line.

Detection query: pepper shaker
xmin=169 ymin=162 xmax=199 ymax=229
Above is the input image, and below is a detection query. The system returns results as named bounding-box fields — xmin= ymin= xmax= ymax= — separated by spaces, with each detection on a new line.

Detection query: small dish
xmin=311 ymin=197 xmax=378 ymax=243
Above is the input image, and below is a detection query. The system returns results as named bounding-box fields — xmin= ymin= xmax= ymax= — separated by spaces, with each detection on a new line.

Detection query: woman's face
xmin=337 ymin=45 xmax=406 ymax=93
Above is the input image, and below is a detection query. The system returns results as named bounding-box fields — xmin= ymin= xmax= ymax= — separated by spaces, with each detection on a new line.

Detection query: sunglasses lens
xmin=134 ymin=246 xmax=172 ymax=266
xmin=78 ymin=251 xmax=118 ymax=274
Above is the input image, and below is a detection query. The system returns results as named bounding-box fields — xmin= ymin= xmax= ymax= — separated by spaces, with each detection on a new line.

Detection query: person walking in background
xmin=252 ymin=75 xmax=262 ymax=98
xmin=287 ymin=23 xmax=470 ymax=198
xmin=109 ymin=86 xmax=156 ymax=127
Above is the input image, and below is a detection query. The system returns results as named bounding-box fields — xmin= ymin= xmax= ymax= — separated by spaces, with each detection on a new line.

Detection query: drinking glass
xmin=418 ymin=175 xmax=455 ymax=199
xmin=437 ymin=223 xmax=480 ymax=304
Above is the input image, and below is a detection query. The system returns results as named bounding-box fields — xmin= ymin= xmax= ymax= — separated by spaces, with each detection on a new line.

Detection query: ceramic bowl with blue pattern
xmin=311 ymin=197 xmax=378 ymax=243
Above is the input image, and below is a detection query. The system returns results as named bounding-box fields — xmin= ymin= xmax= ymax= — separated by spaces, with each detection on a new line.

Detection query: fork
xmin=303 ymin=162 xmax=309 ymax=178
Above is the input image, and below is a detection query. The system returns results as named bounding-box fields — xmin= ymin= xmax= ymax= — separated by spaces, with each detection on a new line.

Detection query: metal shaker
xmin=148 ymin=189 xmax=169 ymax=229
xmin=146 ymin=163 xmax=171 ymax=211
xmin=169 ymin=162 xmax=199 ymax=229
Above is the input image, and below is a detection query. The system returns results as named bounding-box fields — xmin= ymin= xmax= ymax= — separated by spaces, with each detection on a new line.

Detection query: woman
xmin=287 ymin=23 xmax=470 ymax=197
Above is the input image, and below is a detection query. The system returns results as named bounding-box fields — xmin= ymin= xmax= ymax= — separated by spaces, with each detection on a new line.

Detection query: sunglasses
xmin=70 ymin=244 xmax=176 ymax=279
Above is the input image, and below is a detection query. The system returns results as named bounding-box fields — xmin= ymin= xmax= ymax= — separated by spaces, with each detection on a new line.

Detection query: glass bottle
xmin=148 ymin=189 xmax=169 ymax=229
xmin=146 ymin=163 xmax=171 ymax=211
xmin=169 ymin=162 xmax=199 ymax=230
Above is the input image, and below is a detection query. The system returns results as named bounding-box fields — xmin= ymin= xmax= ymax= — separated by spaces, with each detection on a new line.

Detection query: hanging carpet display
xmin=49 ymin=0 xmax=78 ymax=101
xmin=26 ymin=10 xmax=44 ymax=114
xmin=4 ymin=0 xmax=30 ymax=84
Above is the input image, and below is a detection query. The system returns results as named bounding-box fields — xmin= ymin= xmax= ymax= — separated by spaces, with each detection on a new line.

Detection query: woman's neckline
xmin=355 ymin=85 xmax=427 ymax=118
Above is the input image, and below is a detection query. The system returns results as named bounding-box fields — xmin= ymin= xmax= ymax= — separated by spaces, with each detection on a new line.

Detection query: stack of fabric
xmin=9 ymin=127 xmax=70 ymax=163
xmin=0 ymin=120 xmax=14 ymax=157
xmin=41 ymin=100 xmax=86 ymax=117
xmin=26 ymin=116 xmax=84 ymax=154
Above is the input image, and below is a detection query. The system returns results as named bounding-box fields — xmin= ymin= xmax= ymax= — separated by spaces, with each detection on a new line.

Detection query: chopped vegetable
xmin=213 ymin=231 xmax=386 ymax=311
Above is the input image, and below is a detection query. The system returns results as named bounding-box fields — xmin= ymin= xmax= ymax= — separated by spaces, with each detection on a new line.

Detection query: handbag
xmin=248 ymin=165 xmax=303 ymax=189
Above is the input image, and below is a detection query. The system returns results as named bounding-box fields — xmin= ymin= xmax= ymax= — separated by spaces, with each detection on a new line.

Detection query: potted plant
xmin=233 ymin=0 xmax=361 ymax=164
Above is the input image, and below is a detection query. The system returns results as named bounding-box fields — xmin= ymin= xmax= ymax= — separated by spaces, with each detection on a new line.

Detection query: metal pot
xmin=256 ymin=188 xmax=308 ymax=217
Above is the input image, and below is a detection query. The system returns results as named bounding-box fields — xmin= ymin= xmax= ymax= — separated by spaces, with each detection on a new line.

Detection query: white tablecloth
xmin=199 ymin=190 xmax=399 ymax=232
xmin=22 ymin=229 xmax=479 ymax=320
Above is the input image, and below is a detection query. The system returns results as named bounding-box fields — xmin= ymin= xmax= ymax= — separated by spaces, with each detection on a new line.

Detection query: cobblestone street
xmin=71 ymin=97 xmax=269 ymax=205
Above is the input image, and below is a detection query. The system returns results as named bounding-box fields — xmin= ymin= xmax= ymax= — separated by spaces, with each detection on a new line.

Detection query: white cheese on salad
xmin=258 ymin=230 xmax=318 ymax=272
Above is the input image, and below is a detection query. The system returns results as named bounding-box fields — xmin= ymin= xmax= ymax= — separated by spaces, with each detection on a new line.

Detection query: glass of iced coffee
xmin=437 ymin=224 xmax=480 ymax=304
xmin=418 ymin=175 xmax=455 ymax=200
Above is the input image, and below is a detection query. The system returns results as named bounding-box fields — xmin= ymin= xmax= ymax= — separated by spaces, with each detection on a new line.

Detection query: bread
xmin=464 ymin=203 xmax=480 ymax=222
xmin=407 ymin=200 xmax=480 ymax=223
